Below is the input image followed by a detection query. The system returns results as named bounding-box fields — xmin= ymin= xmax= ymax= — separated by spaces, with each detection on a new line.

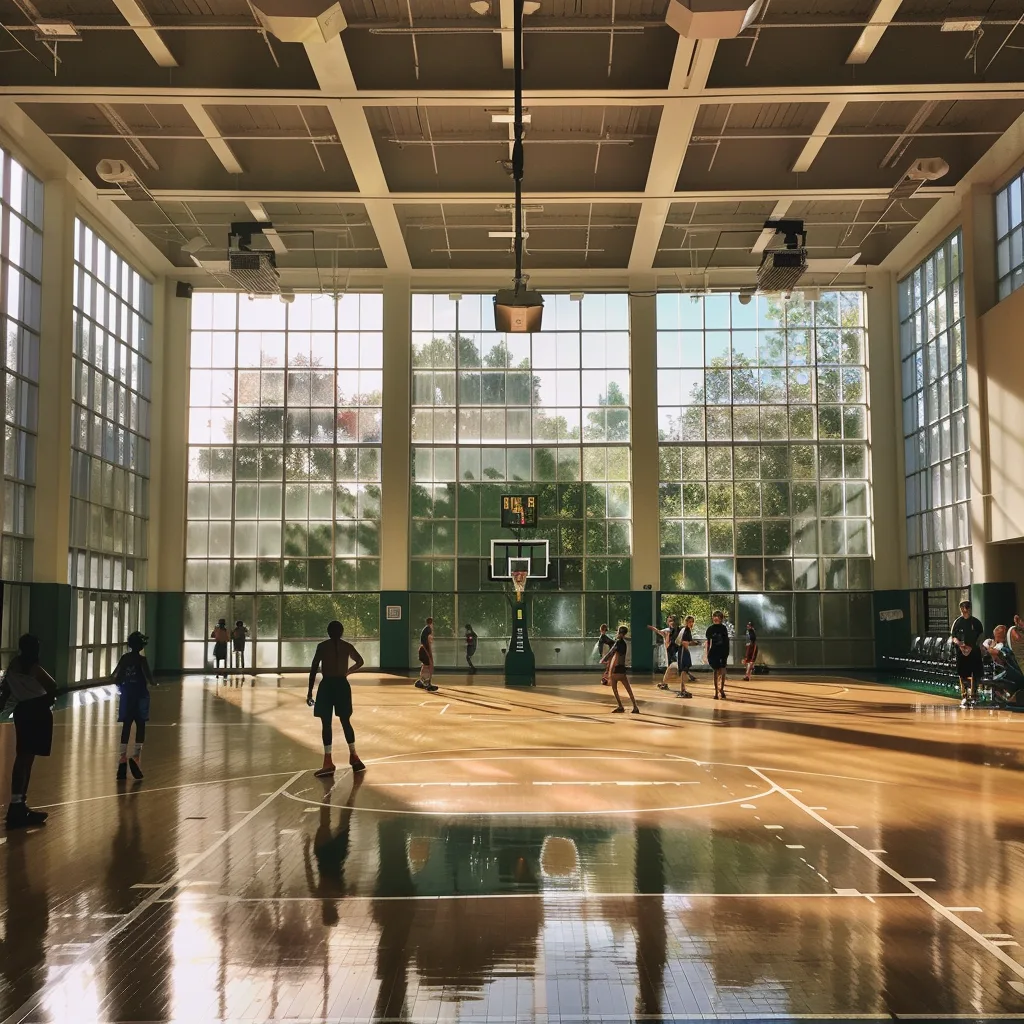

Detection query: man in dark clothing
xmin=464 ymin=624 xmax=478 ymax=674
xmin=705 ymin=611 xmax=731 ymax=700
xmin=951 ymin=600 xmax=985 ymax=708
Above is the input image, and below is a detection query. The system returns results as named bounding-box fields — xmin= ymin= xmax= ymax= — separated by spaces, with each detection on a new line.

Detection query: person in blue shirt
xmin=113 ymin=631 xmax=154 ymax=781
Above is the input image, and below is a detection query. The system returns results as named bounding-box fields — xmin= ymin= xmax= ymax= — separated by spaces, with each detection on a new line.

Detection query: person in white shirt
xmin=0 ymin=635 xmax=58 ymax=829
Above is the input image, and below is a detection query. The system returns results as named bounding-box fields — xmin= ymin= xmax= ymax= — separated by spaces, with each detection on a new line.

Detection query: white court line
xmin=1 ymin=769 xmax=303 ymax=1024
xmin=907 ymin=877 xmax=936 ymax=883
xmin=32 ymin=770 xmax=301 ymax=810
xmin=280 ymin=784 xmax=775 ymax=818
xmin=154 ymin=891 xmax=922 ymax=903
xmin=748 ymin=766 xmax=1024 ymax=987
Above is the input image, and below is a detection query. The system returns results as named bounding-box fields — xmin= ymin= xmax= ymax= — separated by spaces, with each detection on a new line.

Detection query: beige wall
xmin=980 ymin=284 xmax=1024 ymax=545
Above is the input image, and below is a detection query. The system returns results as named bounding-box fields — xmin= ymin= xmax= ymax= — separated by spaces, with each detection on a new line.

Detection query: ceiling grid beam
xmin=629 ymin=38 xmax=716 ymax=272
xmin=846 ymin=0 xmax=904 ymax=64
xmin=791 ymin=100 xmax=847 ymax=174
xmin=302 ymin=32 xmax=411 ymax=271
xmin=181 ymin=102 xmax=244 ymax=175
xmin=110 ymin=0 xmax=178 ymax=68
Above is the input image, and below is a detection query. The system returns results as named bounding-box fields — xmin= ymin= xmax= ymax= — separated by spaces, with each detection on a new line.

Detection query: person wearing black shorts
xmin=416 ymin=617 xmax=437 ymax=692
xmin=602 ymin=626 xmax=639 ymax=714
xmin=743 ymin=622 xmax=758 ymax=681
xmin=307 ymin=621 xmax=365 ymax=778
xmin=465 ymin=623 xmax=478 ymax=674
xmin=950 ymin=600 xmax=984 ymax=708
xmin=210 ymin=618 xmax=229 ymax=678
xmin=232 ymin=620 xmax=249 ymax=674
xmin=113 ymin=631 xmax=154 ymax=780
xmin=1 ymin=634 xmax=57 ymax=829
xmin=705 ymin=611 xmax=731 ymax=700
xmin=678 ymin=615 xmax=698 ymax=692
xmin=596 ymin=624 xmax=615 ymax=685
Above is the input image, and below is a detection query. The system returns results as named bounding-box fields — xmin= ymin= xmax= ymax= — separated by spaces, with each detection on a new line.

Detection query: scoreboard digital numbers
xmin=501 ymin=494 xmax=538 ymax=529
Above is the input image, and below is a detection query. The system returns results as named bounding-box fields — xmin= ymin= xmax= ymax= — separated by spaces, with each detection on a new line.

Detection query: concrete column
xmin=961 ymin=184 xmax=997 ymax=584
xmin=865 ymin=270 xmax=906 ymax=590
xmin=628 ymin=283 xmax=660 ymax=592
xmin=380 ymin=275 xmax=411 ymax=592
xmin=151 ymin=279 xmax=189 ymax=593
xmin=33 ymin=179 xmax=75 ymax=584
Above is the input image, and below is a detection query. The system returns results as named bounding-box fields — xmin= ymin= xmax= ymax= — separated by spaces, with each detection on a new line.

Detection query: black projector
xmin=757 ymin=247 xmax=807 ymax=293
xmin=494 ymin=288 xmax=544 ymax=332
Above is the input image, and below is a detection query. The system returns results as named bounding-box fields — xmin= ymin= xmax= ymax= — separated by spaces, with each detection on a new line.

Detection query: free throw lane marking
xmin=2 ymin=770 xmax=304 ymax=1024
xmin=749 ymin=766 xmax=1024 ymax=987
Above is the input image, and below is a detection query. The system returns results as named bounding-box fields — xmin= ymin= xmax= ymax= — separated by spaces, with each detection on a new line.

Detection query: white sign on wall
xmin=878 ymin=609 xmax=904 ymax=622
xmin=386 ymin=605 xmax=402 ymax=620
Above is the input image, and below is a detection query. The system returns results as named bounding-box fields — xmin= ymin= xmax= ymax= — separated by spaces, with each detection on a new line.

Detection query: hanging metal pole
xmin=512 ymin=0 xmax=525 ymax=294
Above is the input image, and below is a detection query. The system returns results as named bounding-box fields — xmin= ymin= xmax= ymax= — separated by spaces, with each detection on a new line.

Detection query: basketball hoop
xmin=511 ymin=569 xmax=528 ymax=602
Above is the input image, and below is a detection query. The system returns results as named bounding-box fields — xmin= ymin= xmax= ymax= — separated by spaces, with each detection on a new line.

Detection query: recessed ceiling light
xmin=941 ymin=18 xmax=982 ymax=31
xmin=469 ymin=1 xmax=491 ymax=13
xmin=488 ymin=231 xmax=530 ymax=238
xmin=491 ymin=112 xmax=532 ymax=124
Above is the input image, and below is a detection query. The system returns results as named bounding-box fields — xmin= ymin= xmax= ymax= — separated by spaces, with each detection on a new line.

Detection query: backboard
xmin=490 ymin=538 xmax=550 ymax=580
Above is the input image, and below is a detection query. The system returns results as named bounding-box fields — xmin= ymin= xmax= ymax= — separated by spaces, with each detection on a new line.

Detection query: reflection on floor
xmin=2 ymin=670 xmax=1024 ymax=1022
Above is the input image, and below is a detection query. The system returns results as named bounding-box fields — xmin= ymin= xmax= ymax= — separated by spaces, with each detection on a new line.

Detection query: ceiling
xmin=1 ymin=0 xmax=1022 ymax=286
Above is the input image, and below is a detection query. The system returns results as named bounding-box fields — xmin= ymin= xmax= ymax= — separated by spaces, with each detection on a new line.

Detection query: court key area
xmin=2 ymin=671 xmax=1024 ymax=1023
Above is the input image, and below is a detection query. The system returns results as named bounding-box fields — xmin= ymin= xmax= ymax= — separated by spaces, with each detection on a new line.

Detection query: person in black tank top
xmin=416 ymin=618 xmax=437 ymax=692
xmin=677 ymin=615 xmax=697 ymax=694
xmin=602 ymin=626 xmax=639 ymax=714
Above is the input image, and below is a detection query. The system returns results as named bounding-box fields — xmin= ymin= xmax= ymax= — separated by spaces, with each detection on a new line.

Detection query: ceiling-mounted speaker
xmin=175 ymin=281 xmax=194 ymax=299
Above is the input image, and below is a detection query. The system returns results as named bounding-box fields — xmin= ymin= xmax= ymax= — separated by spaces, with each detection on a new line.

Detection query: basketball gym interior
xmin=2 ymin=1 xmax=1024 ymax=1021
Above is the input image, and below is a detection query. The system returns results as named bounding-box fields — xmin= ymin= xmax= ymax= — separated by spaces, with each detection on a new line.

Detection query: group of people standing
xmin=1 ymin=629 xmax=156 ymax=829
xmin=951 ymin=599 xmax=1024 ymax=708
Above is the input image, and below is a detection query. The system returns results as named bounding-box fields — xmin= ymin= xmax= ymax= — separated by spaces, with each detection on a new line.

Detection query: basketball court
xmin=2 ymin=669 xmax=1024 ymax=1023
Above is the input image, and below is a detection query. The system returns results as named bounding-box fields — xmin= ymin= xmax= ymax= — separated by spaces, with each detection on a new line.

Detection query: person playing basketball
xmin=416 ymin=617 xmax=437 ymax=692
xmin=743 ymin=621 xmax=758 ymax=681
xmin=705 ymin=611 xmax=731 ymax=700
xmin=307 ymin=621 xmax=365 ymax=778
xmin=602 ymin=626 xmax=639 ymax=714
xmin=596 ymin=624 xmax=615 ymax=685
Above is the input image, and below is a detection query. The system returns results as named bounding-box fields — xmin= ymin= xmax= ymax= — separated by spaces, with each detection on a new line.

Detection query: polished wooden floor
xmin=2 ymin=668 xmax=1024 ymax=1022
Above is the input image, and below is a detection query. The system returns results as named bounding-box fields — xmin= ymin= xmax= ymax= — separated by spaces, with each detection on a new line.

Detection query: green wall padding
xmin=872 ymin=590 xmax=911 ymax=671
xmin=148 ymin=592 xmax=185 ymax=674
xmin=29 ymin=583 xmax=72 ymax=686
xmin=379 ymin=591 xmax=410 ymax=671
xmin=971 ymin=582 xmax=1018 ymax=635
xmin=630 ymin=591 xmax=656 ymax=672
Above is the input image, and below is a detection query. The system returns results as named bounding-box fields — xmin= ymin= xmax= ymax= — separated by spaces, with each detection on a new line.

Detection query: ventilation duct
xmin=228 ymin=222 xmax=281 ymax=294
xmin=666 ymin=0 xmax=763 ymax=39
xmin=248 ymin=1 xmax=345 ymax=44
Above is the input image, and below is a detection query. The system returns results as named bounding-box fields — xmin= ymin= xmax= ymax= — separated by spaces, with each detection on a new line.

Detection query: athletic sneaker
xmin=611 ymin=706 xmax=625 ymax=713
xmin=415 ymin=680 xmax=427 ymax=689
xmin=350 ymin=756 xmax=366 ymax=773
xmin=5 ymin=804 xmax=46 ymax=829
xmin=314 ymin=765 xmax=336 ymax=778
xmin=631 ymin=707 xmax=640 ymax=714
xmin=425 ymin=682 xmax=439 ymax=692
xmin=676 ymin=691 xmax=693 ymax=699
xmin=128 ymin=758 xmax=144 ymax=780
xmin=116 ymin=761 xmax=128 ymax=781
xmin=657 ymin=683 xmax=669 ymax=690
xmin=960 ymin=697 xmax=969 ymax=708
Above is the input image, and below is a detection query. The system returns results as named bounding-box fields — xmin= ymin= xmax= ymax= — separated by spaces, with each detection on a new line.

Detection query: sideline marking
xmin=32 ymin=770 xmax=301 ymax=810
xmin=907 ymin=877 xmax=936 ymax=883
xmin=749 ymin=766 xmax=1024 ymax=987
xmin=1 ymin=770 xmax=303 ymax=1024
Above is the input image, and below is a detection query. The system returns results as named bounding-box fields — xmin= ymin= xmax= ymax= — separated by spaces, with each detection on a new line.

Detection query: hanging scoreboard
xmin=501 ymin=494 xmax=538 ymax=529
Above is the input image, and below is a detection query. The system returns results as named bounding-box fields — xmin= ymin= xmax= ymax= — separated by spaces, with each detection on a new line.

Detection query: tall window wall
xmin=0 ymin=145 xmax=42 ymax=659
xmin=899 ymin=232 xmax=971 ymax=590
xmin=70 ymin=219 xmax=153 ymax=681
xmin=184 ymin=292 xmax=382 ymax=669
xmin=996 ymin=169 xmax=1024 ymax=301
xmin=657 ymin=291 xmax=873 ymax=668
xmin=411 ymin=293 xmax=631 ymax=666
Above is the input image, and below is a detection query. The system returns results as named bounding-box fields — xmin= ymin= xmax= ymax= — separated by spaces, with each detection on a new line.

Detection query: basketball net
xmin=511 ymin=570 xmax=528 ymax=603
